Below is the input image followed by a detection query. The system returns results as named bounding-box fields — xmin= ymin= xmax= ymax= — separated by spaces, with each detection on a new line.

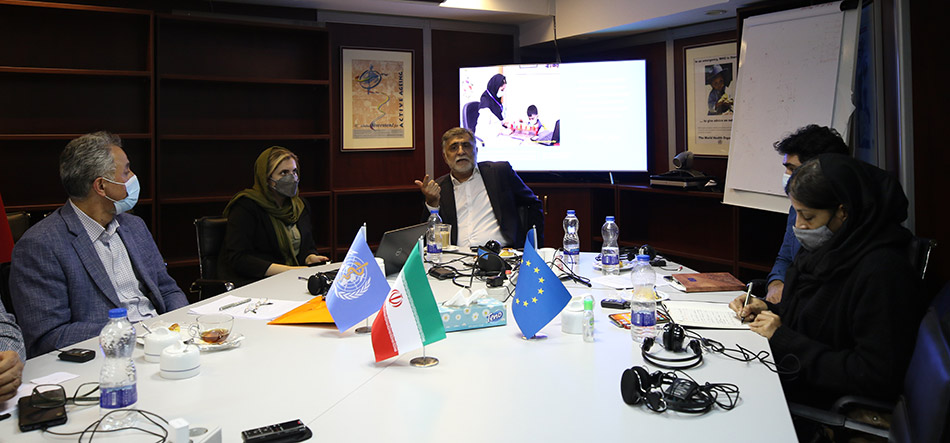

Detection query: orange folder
xmin=268 ymin=297 xmax=335 ymax=324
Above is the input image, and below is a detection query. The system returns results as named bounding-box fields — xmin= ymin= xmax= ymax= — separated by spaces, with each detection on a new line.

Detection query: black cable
xmin=42 ymin=408 xmax=170 ymax=442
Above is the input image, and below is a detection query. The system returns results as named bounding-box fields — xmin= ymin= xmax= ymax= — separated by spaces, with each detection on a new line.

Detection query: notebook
xmin=376 ymin=222 xmax=428 ymax=276
xmin=671 ymin=272 xmax=746 ymax=293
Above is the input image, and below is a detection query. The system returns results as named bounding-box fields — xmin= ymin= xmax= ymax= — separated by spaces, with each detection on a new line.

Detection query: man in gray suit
xmin=10 ymin=132 xmax=188 ymax=357
xmin=0 ymin=302 xmax=24 ymax=401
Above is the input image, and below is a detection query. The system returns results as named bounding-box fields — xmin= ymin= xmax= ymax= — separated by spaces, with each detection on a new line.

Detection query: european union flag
xmin=326 ymin=226 xmax=392 ymax=332
xmin=512 ymin=229 xmax=572 ymax=338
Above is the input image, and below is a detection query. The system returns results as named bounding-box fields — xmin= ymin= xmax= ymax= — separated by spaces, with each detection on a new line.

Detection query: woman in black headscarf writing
xmin=730 ymin=154 xmax=923 ymax=410
xmin=474 ymin=74 xmax=510 ymax=144
xmin=219 ymin=146 xmax=328 ymax=287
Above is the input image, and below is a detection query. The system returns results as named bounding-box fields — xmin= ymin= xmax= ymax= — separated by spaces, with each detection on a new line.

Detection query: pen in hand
xmin=740 ymin=282 xmax=753 ymax=322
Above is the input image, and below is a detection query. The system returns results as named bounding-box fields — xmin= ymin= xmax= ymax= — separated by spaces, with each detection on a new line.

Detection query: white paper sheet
xmin=662 ymin=301 xmax=750 ymax=329
xmin=188 ymin=295 xmax=307 ymax=321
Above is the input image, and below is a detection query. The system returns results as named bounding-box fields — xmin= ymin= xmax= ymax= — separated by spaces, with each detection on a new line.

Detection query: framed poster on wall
xmin=341 ymin=48 xmax=414 ymax=150
xmin=685 ymin=42 xmax=737 ymax=156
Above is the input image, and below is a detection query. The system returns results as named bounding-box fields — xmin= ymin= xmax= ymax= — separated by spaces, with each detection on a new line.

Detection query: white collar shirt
xmin=447 ymin=166 xmax=506 ymax=250
xmin=70 ymin=200 xmax=158 ymax=322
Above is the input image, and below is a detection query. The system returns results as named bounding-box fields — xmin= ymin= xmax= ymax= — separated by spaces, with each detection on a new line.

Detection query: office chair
xmin=907 ymin=236 xmax=936 ymax=281
xmin=189 ymin=216 xmax=234 ymax=301
xmin=461 ymin=101 xmax=484 ymax=146
xmin=0 ymin=262 xmax=13 ymax=317
xmin=788 ymin=304 xmax=950 ymax=442
xmin=6 ymin=211 xmax=31 ymax=243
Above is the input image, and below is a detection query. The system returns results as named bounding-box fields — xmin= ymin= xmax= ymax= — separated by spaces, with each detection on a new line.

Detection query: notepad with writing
xmin=671 ymin=272 xmax=746 ymax=292
xmin=662 ymin=301 xmax=749 ymax=329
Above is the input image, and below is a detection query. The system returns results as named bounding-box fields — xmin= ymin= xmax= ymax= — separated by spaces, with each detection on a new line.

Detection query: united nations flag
xmin=326 ymin=226 xmax=392 ymax=332
xmin=512 ymin=228 xmax=572 ymax=338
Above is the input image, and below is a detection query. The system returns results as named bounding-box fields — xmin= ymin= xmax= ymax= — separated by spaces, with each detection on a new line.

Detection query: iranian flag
xmin=371 ymin=242 xmax=446 ymax=362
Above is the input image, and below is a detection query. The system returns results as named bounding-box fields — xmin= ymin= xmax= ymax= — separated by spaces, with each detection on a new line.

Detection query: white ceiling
xmin=217 ymin=0 xmax=766 ymax=46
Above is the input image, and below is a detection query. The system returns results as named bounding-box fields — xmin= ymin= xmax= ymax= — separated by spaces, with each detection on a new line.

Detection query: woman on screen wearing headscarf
xmin=730 ymin=154 xmax=923 ymax=414
xmin=219 ymin=146 xmax=328 ymax=287
xmin=473 ymin=74 xmax=511 ymax=147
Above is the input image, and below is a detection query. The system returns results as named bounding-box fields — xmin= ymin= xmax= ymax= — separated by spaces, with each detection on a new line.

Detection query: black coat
xmin=434 ymin=161 xmax=543 ymax=248
xmin=219 ymin=197 xmax=318 ymax=287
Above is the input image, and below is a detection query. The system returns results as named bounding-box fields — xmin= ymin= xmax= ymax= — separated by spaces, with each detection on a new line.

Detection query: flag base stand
xmin=355 ymin=318 xmax=371 ymax=334
xmin=522 ymin=333 xmax=548 ymax=340
xmin=409 ymin=356 xmax=439 ymax=367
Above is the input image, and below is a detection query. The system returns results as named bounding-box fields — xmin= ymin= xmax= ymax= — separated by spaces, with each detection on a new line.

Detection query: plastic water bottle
xmin=582 ymin=295 xmax=595 ymax=342
xmin=562 ymin=210 xmax=580 ymax=271
xmin=630 ymin=254 xmax=657 ymax=342
xmin=601 ymin=216 xmax=620 ymax=275
xmin=99 ymin=308 xmax=138 ymax=430
xmin=426 ymin=210 xmax=442 ymax=264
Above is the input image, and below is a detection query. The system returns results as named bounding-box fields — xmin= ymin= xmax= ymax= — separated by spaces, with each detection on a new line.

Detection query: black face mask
xmin=271 ymin=175 xmax=298 ymax=198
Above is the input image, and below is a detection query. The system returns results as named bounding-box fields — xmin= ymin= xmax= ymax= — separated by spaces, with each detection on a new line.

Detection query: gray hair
xmin=60 ymin=131 xmax=123 ymax=199
xmin=441 ymin=127 xmax=475 ymax=150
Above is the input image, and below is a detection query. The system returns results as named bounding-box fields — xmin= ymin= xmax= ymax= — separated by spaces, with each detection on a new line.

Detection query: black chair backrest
xmin=462 ymin=101 xmax=479 ymax=132
xmin=194 ymin=216 xmax=228 ymax=280
xmin=0 ymin=262 xmax=13 ymax=317
xmin=890 ymin=307 xmax=950 ymax=443
xmin=907 ymin=236 xmax=936 ymax=281
xmin=6 ymin=211 xmax=30 ymax=243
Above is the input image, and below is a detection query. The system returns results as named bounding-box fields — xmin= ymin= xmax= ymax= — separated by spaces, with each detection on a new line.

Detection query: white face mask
xmin=496 ymin=88 xmax=505 ymax=99
xmin=782 ymin=173 xmax=791 ymax=189
xmin=101 ymin=174 xmax=140 ymax=214
xmin=793 ymin=224 xmax=835 ymax=251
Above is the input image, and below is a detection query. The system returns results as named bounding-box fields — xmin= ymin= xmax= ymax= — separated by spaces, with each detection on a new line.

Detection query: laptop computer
xmin=376 ymin=222 xmax=428 ymax=276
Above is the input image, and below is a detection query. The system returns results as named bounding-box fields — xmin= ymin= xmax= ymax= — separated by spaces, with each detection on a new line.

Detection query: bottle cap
xmin=583 ymin=298 xmax=594 ymax=310
xmin=605 ymin=216 xmax=615 ymax=222
xmin=566 ymin=209 xmax=575 ymax=215
xmin=108 ymin=308 xmax=127 ymax=319
xmin=430 ymin=209 xmax=439 ymax=214
xmin=636 ymin=254 xmax=651 ymax=261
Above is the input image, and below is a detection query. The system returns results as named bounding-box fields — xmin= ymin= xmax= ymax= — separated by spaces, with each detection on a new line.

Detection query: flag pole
xmin=410 ymin=344 xmax=439 ymax=368
xmin=355 ymin=222 xmax=372 ymax=334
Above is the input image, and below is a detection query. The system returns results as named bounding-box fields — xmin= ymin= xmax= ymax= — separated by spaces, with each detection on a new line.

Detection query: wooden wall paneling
xmin=0 ymin=74 xmax=150 ymax=135
xmin=156 ymin=17 xmax=328 ymax=81
xmin=157 ymin=139 xmax=329 ymax=200
xmin=430 ymin=29 xmax=515 ymax=179
xmin=328 ymin=23 xmax=426 ymax=190
xmin=0 ymin=139 xmax=71 ymax=207
xmin=528 ymin=184 xmax=593 ymax=249
xmin=333 ymin=189 xmax=424 ymax=258
xmin=0 ymin=2 xmax=150 ymax=71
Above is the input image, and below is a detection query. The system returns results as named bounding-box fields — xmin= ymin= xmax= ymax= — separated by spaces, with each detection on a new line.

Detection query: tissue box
xmin=439 ymin=298 xmax=507 ymax=332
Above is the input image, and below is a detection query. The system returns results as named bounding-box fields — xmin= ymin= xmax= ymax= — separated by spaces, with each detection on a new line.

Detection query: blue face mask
xmin=793 ymin=224 xmax=834 ymax=251
xmin=101 ymin=174 xmax=140 ymax=214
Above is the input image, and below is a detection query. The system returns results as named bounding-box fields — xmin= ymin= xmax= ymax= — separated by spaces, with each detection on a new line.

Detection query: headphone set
xmin=641 ymin=322 xmax=704 ymax=370
xmin=620 ymin=366 xmax=740 ymax=414
xmin=474 ymin=240 xmax=511 ymax=277
xmin=306 ymin=270 xmax=338 ymax=296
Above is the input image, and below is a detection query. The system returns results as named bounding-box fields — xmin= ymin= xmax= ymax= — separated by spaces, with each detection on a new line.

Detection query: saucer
xmin=191 ymin=334 xmax=244 ymax=352
xmin=443 ymin=245 xmax=459 ymax=252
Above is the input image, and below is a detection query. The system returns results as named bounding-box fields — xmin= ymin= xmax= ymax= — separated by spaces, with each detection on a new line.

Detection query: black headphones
xmin=620 ymin=366 xmax=666 ymax=410
xmin=307 ymin=271 xmax=336 ymax=296
xmin=620 ymin=365 xmax=739 ymax=414
xmin=641 ymin=323 xmax=703 ymax=370
xmin=474 ymin=240 xmax=509 ymax=276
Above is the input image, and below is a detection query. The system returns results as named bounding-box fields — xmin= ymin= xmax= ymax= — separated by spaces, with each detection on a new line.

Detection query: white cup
xmin=561 ymin=296 xmax=586 ymax=334
xmin=160 ymin=343 xmax=201 ymax=380
xmin=144 ymin=327 xmax=181 ymax=363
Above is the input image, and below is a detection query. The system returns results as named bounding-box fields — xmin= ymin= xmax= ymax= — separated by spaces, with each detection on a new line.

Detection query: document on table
xmin=189 ymin=295 xmax=308 ymax=321
xmin=662 ymin=301 xmax=749 ymax=329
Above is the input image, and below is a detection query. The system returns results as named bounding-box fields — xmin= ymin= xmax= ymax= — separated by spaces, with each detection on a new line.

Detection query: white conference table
xmin=3 ymin=253 xmax=796 ymax=442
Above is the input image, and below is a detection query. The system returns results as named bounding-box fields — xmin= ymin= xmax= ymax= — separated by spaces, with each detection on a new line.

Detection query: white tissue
xmin=443 ymin=288 xmax=489 ymax=307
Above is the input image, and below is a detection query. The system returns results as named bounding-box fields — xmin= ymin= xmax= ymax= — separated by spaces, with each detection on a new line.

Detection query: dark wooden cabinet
xmin=530 ymin=183 xmax=787 ymax=280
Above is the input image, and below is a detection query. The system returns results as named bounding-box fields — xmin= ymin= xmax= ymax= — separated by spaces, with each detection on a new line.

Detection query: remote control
xmin=241 ymin=419 xmax=307 ymax=442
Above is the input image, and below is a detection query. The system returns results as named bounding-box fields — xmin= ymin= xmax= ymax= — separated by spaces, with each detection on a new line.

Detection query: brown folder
xmin=671 ymin=272 xmax=746 ymax=292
